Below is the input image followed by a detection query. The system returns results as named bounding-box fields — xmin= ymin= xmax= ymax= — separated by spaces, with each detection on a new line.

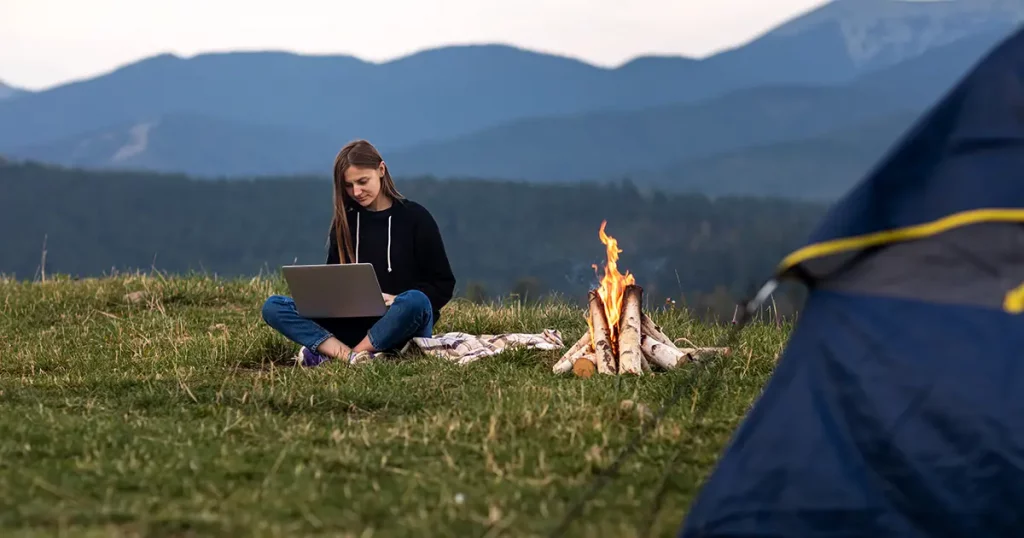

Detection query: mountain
xmin=0 ymin=47 xmax=717 ymax=153
xmin=853 ymin=29 xmax=1014 ymax=108
xmin=384 ymin=85 xmax=913 ymax=182
xmin=0 ymin=81 xmax=23 ymax=100
xmin=2 ymin=1 xmax=1019 ymax=182
xmin=385 ymin=19 xmax=1013 ymax=186
xmin=711 ymin=0 xmax=1023 ymax=85
xmin=7 ymin=84 xmax=913 ymax=182
xmin=2 ymin=1 xmax=1019 ymax=156
xmin=648 ymin=112 xmax=921 ymax=201
xmin=6 ymin=25 xmax=1011 ymax=182
xmin=9 ymin=113 xmax=339 ymax=178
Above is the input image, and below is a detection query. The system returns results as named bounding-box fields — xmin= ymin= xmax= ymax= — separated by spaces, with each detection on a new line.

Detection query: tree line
xmin=0 ymin=160 xmax=827 ymax=319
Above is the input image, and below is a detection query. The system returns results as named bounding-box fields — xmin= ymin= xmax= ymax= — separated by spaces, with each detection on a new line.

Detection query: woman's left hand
xmin=382 ymin=293 xmax=396 ymax=306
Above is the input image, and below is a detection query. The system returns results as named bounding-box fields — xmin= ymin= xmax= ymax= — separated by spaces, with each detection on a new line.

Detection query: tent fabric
xmin=778 ymin=26 xmax=1024 ymax=283
xmin=680 ymin=291 xmax=1024 ymax=537
xmin=819 ymin=222 xmax=1024 ymax=311
xmin=679 ymin=26 xmax=1024 ymax=538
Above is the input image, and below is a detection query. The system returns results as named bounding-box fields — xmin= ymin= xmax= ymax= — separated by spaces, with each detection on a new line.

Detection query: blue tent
xmin=678 ymin=27 xmax=1024 ymax=537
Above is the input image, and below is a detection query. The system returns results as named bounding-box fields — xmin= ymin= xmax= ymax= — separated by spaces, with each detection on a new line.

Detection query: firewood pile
xmin=552 ymin=284 xmax=728 ymax=377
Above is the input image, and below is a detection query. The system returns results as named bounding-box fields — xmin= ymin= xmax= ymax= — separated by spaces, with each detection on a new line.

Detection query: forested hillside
xmin=0 ymin=160 xmax=825 ymax=317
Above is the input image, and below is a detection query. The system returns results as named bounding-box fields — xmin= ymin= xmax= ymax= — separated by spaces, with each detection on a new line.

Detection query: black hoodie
xmin=319 ymin=199 xmax=456 ymax=346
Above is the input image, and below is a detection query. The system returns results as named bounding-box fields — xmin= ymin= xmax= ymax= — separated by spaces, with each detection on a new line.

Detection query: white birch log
xmin=588 ymin=290 xmax=617 ymax=375
xmin=552 ymin=330 xmax=592 ymax=374
xmin=617 ymin=285 xmax=643 ymax=375
xmin=641 ymin=334 xmax=687 ymax=370
xmin=678 ymin=347 xmax=731 ymax=362
xmin=573 ymin=353 xmax=597 ymax=378
xmin=641 ymin=313 xmax=678 ymax=350
xmin=640 ymin=352 xmax=653 ymax=374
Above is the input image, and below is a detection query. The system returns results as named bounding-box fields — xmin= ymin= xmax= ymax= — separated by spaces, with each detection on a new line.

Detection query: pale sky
xmin=2 ymin=0 xmax=830 ymax=91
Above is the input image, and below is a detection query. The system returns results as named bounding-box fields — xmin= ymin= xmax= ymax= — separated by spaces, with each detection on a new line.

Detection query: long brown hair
xmin=330 ymin=139 xmax=406 ymax=263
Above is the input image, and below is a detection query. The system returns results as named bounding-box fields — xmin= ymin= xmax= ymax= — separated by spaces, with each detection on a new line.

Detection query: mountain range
xmin=0 ymin=81 xmax=22 ymax=100
xmin=1 ymin=0 xmax=1020 ymax=199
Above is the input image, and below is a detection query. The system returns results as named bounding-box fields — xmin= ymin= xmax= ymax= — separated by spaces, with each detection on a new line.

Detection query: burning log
xmin=551 ymin=300 xmax=722 ymax=375
xmin=550 ymin=293 xmax=730 ymax=376
xmin=588 ymin=290 xmax=617 ymax=375
xmin=550 ymin=219 xmax=726 ymax=377
xmin=617 ymin=285 xmax=643 ymax=375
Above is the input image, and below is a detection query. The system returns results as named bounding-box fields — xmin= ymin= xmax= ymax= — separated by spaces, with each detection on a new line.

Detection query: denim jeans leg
xmin=261 ymin=295 xmax=334 ymax=351
xmin=367 ymin=290 xmax=434 ymax=351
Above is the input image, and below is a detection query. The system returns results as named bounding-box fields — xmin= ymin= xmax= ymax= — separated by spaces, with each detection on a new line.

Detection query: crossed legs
xmin=261 ymin=289 xmax=434 ymax=362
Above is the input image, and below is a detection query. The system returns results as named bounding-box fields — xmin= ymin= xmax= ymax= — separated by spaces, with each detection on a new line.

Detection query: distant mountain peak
xmin=615 ymin=55 xmax=701 ymax=70
xmin=0 ymin=80 xmax=23 ymax=100
xmin=755 ymin=0 xmax=1024 ymax=68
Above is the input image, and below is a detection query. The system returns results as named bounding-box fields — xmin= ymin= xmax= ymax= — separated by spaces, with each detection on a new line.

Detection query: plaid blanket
xmin=402 ymin=329 xmax=565 ymax=365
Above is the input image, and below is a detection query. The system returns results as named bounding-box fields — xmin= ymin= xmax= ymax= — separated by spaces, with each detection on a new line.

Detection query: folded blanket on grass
xmin=401 ymin=329 xmax=565 ymax=365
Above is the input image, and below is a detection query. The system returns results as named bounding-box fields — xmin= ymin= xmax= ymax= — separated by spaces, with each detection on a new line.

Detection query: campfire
xmin=553 ymin=221 xmax=728 ymax=377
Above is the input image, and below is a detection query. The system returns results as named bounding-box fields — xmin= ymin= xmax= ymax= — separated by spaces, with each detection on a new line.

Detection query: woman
xmin=261 ymin=139 xmax=456 ymax=366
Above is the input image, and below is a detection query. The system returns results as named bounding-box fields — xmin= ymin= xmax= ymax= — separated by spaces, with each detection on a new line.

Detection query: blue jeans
xmin=261 ymin=290 xmax=434 ymax=352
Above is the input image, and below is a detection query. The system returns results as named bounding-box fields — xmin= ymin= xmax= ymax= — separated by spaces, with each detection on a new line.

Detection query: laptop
xmin=281 ymin=263 xmax=388 ymax=318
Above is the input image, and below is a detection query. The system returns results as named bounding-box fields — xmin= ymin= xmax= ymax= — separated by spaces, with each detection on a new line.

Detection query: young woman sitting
xmin=261 ymin=139 xmax=456 ymax=366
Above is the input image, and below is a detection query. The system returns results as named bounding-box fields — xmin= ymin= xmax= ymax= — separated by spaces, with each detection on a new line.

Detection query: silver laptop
xmin=281 ymin=263 xmax=388 ymax=318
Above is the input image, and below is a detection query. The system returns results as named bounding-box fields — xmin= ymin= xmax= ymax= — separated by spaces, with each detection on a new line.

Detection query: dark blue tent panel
xmin=679 ymin=25 xmax=1024 ymax=538
xmin=779 ymin=25 xmax=1024 ymax=282
xmin=680 ymin=291 xmax=1024 ymax=537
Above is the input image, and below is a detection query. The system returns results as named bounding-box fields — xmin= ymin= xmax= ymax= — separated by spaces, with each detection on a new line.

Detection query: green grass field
xmin=0 ymin=275 xmax=790 ymax=537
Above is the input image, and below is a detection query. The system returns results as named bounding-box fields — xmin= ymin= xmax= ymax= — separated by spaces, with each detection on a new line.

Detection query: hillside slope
xmin=2 ymin=1 xmax=1018 ymax=184
xmin=0 ymin=160 xmax=825 ymax=303
xmin=0 ymin=47 xmax=716 ymax=152
xmin=853 ymin=30 xmax=1014 ymax=108
xmin=764 ymin=0 xmax=1020 ymax=64
xmin=649 ymin=112 xmax=920 ymax=200
xmin=1 ymin=0 xmax=1018 ymax=156
xmin=386 ymin=86 xmax=912 ymax=182
xmin=9 ymin=113 xmax=339 ymax=177
xmin=0 ymin=81 xmax=23 ymax=100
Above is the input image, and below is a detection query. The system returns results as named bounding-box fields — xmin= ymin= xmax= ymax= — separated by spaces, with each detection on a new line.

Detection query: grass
xmin=0 ymin=274 xmax=791 ymax=537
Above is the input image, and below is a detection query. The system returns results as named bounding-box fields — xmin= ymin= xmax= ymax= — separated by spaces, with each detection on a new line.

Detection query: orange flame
xmin=587 ymin=220 xmax=635 ymax=351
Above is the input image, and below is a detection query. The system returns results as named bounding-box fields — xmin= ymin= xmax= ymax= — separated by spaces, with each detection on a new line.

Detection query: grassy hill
xmin=0 ymin=274 xmax=788 ymax=536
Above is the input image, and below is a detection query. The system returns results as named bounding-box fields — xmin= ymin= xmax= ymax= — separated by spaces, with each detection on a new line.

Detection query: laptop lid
xmin=281 ymin=263 xmax=387 ymax=318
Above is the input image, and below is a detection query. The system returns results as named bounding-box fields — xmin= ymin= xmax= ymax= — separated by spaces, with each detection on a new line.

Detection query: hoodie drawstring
xmin=354 ymin=211 xmax=392 ymax=273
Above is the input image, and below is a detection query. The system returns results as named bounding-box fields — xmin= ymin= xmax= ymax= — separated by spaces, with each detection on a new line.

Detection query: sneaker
xmin=348 ymin=350 xmax=373 ymax=365
xmin=298 ymin=346 xmax=331 ymax=368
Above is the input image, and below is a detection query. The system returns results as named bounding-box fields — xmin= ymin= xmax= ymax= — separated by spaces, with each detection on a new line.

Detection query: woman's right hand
xmin=382 ymin=293 xmax=396 ymax=306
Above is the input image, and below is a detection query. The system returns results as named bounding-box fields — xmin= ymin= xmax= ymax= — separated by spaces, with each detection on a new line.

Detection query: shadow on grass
xmin=234 ymin=338 xmax=301 ymax=370
xmin=234 ymin=338 xmax=435 ymax=372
